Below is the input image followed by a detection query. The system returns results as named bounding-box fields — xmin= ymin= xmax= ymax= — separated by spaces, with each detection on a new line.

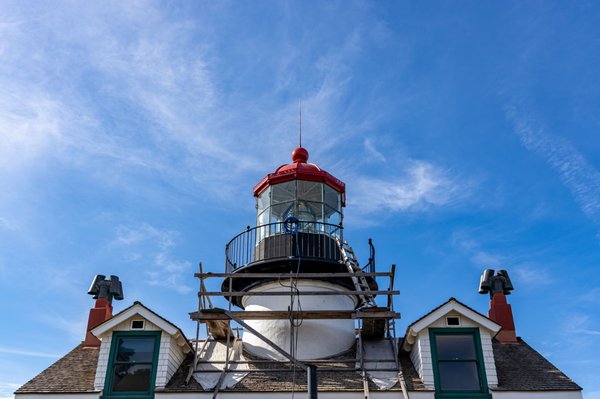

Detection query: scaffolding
xmin=186 ymin=240 xmax=408 ymax=399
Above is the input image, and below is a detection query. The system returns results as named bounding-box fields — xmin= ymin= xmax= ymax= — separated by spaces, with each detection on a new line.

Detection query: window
xmin=131 ymin=320 xmax=145 ymax=330
xmin=102 ymin=331 xmax=161 ymax=399
xmin=429 ymin=328 xmax=491 ymax=399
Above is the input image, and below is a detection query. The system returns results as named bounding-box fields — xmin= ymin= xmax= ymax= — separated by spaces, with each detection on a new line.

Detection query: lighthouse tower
xmin=222 ymin=146 xmax=378 ymax=360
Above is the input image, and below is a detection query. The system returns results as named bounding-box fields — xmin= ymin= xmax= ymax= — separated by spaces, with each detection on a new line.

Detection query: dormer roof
xmin=90 ymin=301 xmax=193 ymax=353
xmin=402 ymin=297 xmax=501 ymax=352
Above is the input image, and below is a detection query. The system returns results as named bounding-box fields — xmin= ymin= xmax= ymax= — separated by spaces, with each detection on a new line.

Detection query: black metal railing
xmin=363 ymin=238 xmax=376 ymax=274
xmin=225 ymin=221 xmax=343 ymax=273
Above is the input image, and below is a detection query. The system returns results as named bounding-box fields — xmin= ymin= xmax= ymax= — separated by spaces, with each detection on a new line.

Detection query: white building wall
xmin=167 ymin=333 xmax=187 ymax=383
xmin=491 ymin=392 xmax=583 ymax=399
xmin=93 ymin=334 xmax=111 ymax=391
xmin=15 ymin=390 xmax=583 ymax=399
xmin=156 ymin=393 xmax=435 ymax=399
xmin=409 ymin=336 xmax=422 ymax=380
xmin=16 ymin=394 xmax=101 ymax=399
xmin=414 ymin=332 xmax=434 ymax=388
xmin=155 ymin=334 xmax=170 ymax=387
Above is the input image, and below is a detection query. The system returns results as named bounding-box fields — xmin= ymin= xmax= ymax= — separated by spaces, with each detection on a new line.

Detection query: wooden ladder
xmin=338 ymin=239 xmax=377 ymax=308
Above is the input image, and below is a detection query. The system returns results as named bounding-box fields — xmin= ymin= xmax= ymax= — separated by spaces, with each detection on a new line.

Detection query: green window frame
xmin=101 ymin=331 xmax=161 ymax=399
xmin=429 ymin=328 xmax=492 ymax=399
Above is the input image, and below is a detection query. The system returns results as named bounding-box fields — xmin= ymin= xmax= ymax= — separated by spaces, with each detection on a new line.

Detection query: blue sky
xmin=1 ymin=1 xmax=599 ymax=398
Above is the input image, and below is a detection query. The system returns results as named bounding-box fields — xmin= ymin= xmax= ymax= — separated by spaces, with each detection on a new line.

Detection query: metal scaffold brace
xmin=188 ymin=261 xmax=404 ymax=399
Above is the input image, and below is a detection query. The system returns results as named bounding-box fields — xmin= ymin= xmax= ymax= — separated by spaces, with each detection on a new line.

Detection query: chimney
xmin=478 ymin=269 xmax=518 ymax=343
xmin=84 ymin=275 xmax=124 ymax=347
xmin=488 ymin=292 xmax=517 ymax=343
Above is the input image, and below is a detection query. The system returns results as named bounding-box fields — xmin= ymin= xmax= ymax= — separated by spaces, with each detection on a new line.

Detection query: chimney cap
xmin=88 ymin=275 xmax=124 ymax=304
xmin=479 ymin=269 xmax=514 ymax=299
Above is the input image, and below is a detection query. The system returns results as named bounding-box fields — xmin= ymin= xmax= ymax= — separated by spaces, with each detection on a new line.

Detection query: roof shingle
xmin=16 ymin=344 xmax=99 ymax=394
xmin=492 ymin=338 xmax=582 ymax=391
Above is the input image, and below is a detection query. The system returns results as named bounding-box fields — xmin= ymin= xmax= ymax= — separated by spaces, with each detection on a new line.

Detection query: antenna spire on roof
xmin=299 ymin=101 xmax=302 ymax=148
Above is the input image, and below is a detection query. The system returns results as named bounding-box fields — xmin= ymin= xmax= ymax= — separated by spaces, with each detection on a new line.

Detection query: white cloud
xmin=350 ymin=160 xmax=465 ymax=214
xmin=586 ymin=391 xmax=600 ymax=399
xmin=363 ymin=138 xmax=386 ymax=162
xmin=0 ymin=347 xmax=59 ymax=359
xmin=512 ymin=264 xmax=554 ymax=285
xmin=579 ymin=288 xmax=600 ymax=305
xmin=563 ymin=314 xmax=600 ymax=337
xmin=114 ymin=224 xmax=192 ymax=294
xmin=506 ymin=106 xmax=600 ymax=226
xmin=37 ymin=311 xmax=87 ymax=340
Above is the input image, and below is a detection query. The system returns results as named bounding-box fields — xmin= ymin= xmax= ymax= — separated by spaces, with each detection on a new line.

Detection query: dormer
xmin=401 ymin=298 xmax=501 ymax=398
xmin=90 ymin=302 xmax=193 ymax=399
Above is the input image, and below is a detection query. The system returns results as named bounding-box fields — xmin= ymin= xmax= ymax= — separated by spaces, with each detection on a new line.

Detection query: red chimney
xmin=488 ymin=292 xmax=518 ymax=343
xmin=83 ymin=298 xmax=113 ymax=347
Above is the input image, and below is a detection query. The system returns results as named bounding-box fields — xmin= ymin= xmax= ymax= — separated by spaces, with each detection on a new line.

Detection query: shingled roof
xmin=15 ymin=344 xmax=99 ymax=394
xmin=492 ymin=338 xmax=581 ymax=391
xmin=160 ymin=346 xmax=428 ymax=393
xmin=14 ymin=338 xmax=582 ymax=394
xmin=161 ymin=350 xmax=425 ymax=392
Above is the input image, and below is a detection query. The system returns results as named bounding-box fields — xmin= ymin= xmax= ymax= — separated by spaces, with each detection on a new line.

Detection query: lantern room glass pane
xmin=257 ymin=187 xmax=270 ymax=214
xmin=283 ymin=201 xmax=321 ymax=223
xmin=271 ymin=181 xmax=296 ymax=204
xmin=324 ymin=185 xmax=340 ymax=212
xmin=325 ymin=206 xmax=341 ymax=226
xmin=298 ymin=181 xmax=322 ymax=202
xmin=257 ymin=209 xmax=269 ymax=226
xmin=270 ymin=202 xmax=294 ymax=223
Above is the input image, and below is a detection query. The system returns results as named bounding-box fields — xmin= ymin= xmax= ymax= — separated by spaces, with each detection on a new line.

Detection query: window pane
xmin=112 ymin=364 xmax=152 ymax=392
xmin=298 ymin=181 xmax=322 ymax=202
xmin=271 ymin=181 xmax=296 ymax=204
xmin=257 ymin=209 xmax=269 ymax=226
xmin=257 ymin=187 xmax=270 ymax=214
xmin=270 ymin=202 xmax=294 ymax=223
xmin=296 ymin=201 xmax=322 ymax=223
xmin=438 ymin=361 xmax=481 ymax=391
xmin=324 ymin=185 xmax=340 ymax=211
xmin=116 ymin=337 xmax=156 ymax=362
xmin=435 ymin=334 xmax=477 ymax=360
xmin=325 ymin=207 xmax=340 ymax=226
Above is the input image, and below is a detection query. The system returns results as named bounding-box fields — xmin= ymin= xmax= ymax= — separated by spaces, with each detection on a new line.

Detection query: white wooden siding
xmin=409 ymin=311 xmax=499 ymax=389
xmin=93 ymin=314 xmax=166 ymax=390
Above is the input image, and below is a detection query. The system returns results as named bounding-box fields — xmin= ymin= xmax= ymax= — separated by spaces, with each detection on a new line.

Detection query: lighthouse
xmin=221 ymin=146 xmax=378 ymax=361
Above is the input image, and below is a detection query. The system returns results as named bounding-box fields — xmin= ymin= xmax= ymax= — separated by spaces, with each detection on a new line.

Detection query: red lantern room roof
xmin=253 ymin=147 xmax=346 ymax=206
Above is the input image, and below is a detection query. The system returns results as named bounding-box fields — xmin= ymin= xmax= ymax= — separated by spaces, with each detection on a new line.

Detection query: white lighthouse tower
xmin=222 ymin=146 xmax=378 ymax=361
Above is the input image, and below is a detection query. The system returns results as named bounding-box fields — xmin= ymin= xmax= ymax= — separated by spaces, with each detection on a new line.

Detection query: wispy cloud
xmin=350 ymin=160 xmax=466 ymax=215
xmin=586 ymin=391 xmax=600 ymax=399
xmin=451 ymin=230 xmax=555 ymax=286
xmin=0 ymin=382 xmax=19 ymax=399
xmin=578 ymin=288 xmax=600 ymax=305
xmin=506 ymin=106 xmax=600 ymax=227
xmin=563 ymin=314 xmax=600 ymax=337
xmin=114 ymin=224 xmax=192 ymax=294
xmin=363 ymin=138 xmax=386 ymax=162
xmin=37 ymin=311 xmax=87 ymax=340
xmin=0 ymin=347 xmax=59 ymax=359
xmin=512 ymin=264 xmax=554 ymax=285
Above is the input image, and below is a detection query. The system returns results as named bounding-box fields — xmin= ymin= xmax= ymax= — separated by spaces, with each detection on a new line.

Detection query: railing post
xmin=307 ymin=364 xmax=318 ymax=399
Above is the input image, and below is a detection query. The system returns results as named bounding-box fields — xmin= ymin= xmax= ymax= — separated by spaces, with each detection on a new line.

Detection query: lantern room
xmin=223 ymin=146 xmax=367 ymax=306
xmin=253 ymin=147 xmax=345 ymax=237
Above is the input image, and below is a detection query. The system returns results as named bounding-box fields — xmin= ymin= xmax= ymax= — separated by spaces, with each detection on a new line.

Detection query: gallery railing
xmin=225 ymin=221 xmax=343 ymax=272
